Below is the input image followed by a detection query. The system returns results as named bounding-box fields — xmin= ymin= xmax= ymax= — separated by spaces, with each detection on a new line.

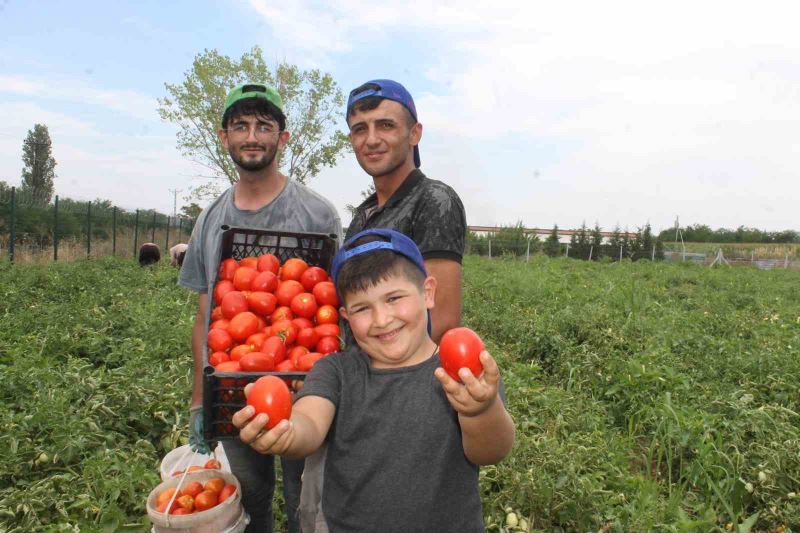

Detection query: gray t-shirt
xmin=179 ymin=179 xmax=342 ymax=306
xmin=295 ymin=346 xmax=486 ymax=533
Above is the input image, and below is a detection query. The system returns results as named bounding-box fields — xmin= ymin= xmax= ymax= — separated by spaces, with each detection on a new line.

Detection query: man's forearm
xmin=459 ymin=396 xmax=515 ymax=465
xmin=190 ymin=295 xmax=208 ymax=407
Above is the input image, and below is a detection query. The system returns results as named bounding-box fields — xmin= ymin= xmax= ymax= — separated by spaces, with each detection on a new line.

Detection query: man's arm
xmin=190 ymin=293 xmax=208 ymax=407
xmin=425 ymin=258 xmax=462 ymax=343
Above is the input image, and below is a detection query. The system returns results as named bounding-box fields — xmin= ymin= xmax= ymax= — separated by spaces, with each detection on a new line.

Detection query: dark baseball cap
xmin=347 ymin=79 xmax=421 ymax=168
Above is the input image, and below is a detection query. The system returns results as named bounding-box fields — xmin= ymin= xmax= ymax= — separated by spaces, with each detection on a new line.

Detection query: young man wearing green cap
xmin=179 ymin=83 xmax=342 ymax=533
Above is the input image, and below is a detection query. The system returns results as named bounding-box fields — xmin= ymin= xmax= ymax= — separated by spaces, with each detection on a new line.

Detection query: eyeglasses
xmin=226 ymin=123 xmax=281 ymax=139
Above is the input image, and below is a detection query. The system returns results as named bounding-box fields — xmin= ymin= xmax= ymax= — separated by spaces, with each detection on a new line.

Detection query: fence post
xmin=652 ymin=245 xmax=655 ymax=261
xmin=53 ymin=195 xmax=59 ymax=261
xmin=133 ymin=209 xmax=139 ymax=259
xmin=488 ymin=239 xmax=492 ymax=258
xmin=751 ymin=250 xmax=754 ymax=264
xmin=165 ymin=216 xmax=170 ymax=251
xmin=178 ymin=217 xmax=183 ymax=241
xmin=588 ymin=245 xmax=593 ymax=261
xmin=9 ymin=187 xmax=16 ymax=262
xmin=786 ymin=251 xmax=790 ymax=269
xmin=151 ymin=210 xmax=156 ymax=243
xmin=86 ymin=202 xmax=92 ymax=258
xmin=112 ymin=207 xmax=117 ymax=256
xmin=619 ymin=245 xmax=623 ymax=262
xmin=565 ymin=243 xmax=570 ymax=257
xmin=526 ymin=239 xmax=530 ymax=262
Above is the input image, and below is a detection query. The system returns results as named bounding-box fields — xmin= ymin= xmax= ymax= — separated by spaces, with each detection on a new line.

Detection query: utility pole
xmin=168 ymin=188 xmax=182 ymax=219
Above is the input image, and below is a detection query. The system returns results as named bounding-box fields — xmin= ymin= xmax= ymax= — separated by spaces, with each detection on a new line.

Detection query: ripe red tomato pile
xmin=207 ymin=254 xmax=341 ymax=376
xmin=154 ymin=476 xmax=237 ymax=515
xmin=439 ymin=327 xmax=485 ymax=382
xmin=171 ymin=458 xmax=222 ymax=478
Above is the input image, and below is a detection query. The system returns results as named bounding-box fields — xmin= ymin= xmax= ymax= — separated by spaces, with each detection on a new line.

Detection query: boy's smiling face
xmin=340 ymin=271 xmax=437 ymax=369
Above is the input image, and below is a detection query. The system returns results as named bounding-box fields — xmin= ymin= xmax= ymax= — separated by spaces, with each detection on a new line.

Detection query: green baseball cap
xmin=223 ymin=83 xmax=284 ymax=115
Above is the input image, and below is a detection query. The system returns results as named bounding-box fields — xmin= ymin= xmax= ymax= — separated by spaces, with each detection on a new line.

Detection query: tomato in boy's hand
xmin=439 ymin=327 xmax=485 ymax=382
xmin=247 ymin=376 xmax=292 ymax=429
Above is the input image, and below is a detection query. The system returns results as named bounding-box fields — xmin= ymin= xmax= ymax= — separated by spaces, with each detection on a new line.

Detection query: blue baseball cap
xmin=346 ymin=79 xmax=421 ymax=168
xmin=331 ymin=228 xmax=431 ymax=334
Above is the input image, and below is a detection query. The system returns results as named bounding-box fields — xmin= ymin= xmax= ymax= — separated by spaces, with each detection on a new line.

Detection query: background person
xmin=178 ymin=82 xmax=341 ymax=533
xmin=169 ymin=242 xmax=188 ymax=267
xmin=138 ymin=242 xmax=161 ymax=266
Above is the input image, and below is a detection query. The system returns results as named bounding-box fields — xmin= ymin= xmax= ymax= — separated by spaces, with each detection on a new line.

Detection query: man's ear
xmin=410 ymin=122 xmax=423 ymax=147
xmin=278 ymin=130 xmax=291 ymax=151
xmin=422 ymin=275 xmax=437 ymax=310
xmin=218 ymin=128 xmax=229 ymax=150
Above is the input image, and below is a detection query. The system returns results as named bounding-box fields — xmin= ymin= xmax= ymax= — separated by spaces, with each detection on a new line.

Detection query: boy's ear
xmin=339 ymin=306 xmax=349 ymax=322
xmin=422 ymin=275 xmax=436 ymax=310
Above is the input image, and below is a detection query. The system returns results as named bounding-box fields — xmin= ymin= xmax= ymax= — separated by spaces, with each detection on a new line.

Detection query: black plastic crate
xmin=203 ymin=225 xmax=338 ymax=442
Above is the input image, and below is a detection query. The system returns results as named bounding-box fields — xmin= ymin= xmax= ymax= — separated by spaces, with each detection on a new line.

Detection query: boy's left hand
xmin=434 ymin=351 xmax=500 ymax=417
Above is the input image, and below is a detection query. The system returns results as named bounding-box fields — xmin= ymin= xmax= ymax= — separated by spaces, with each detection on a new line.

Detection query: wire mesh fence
xmin=0 ymin=187 xmax=196 ymax=263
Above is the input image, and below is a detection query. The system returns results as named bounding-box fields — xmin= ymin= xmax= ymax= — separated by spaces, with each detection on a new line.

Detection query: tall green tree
xmin=590 ymin=222 xmax=604 ymax=260
xmin=545 ymin=225 xmax=561 ymax=257
xmin=20 ymin=124 xmax=56 ymax=205
xmin=159 ymin=46 xmax=350 ymax=199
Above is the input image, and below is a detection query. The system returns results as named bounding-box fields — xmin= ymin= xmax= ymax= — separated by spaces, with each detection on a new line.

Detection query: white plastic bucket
xmin=147 ymin=469 xmax=247 ymax=533
xmin=160 ymin=444 xmax=230 ymax=481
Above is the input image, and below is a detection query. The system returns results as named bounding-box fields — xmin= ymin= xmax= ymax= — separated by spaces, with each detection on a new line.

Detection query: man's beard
xmin=229 ymin=142 xmax=278 ymax=172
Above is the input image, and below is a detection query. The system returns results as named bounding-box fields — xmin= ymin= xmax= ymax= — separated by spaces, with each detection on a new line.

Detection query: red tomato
xmin=275 ymin=280 xmax=304 ymax=307
xmin=292 ymin=317 xmax=314 ymax=330
xmin=270 ymin=306 xmax=294 ymax=323
xmin=239 ymin=256 xmax=259 ymax=270
xmin=203 ymin=477 xmax=224 ymax=492
xmin=215 ymin=360 xmax=242 ymax=387
xmin=313 ymin=323 xmax=340 ymax=338
xmin=240 ymin=351 xmax=276 ymax=372
xmin=176 ymin=495 xmax=195 ymax=511
xmin=315 ymin=305 xmax=339 ymax=325
xmin=246 ymin=332 xmax=268 ymax=351
xmin=209 ymin=351 xmax=230 ymax=367
xmin=218 ymin=258 xmax=239 ymax=281
xmin=300 ymin=266 xmax=328 ymax=291
xmin=171 ymin=506 xmax=193 ymax=515
xmin=180 ymin=482 xmax=204 ymax=498
xmin=290 ymin=292 xmax=318 ymax=319
xmin=316 ymin=336 xmax=340 ymax=355
xmin=218 ymin=484 xmax=237 ymax=504
xmin=227 ymin=312 xmax=260 ymax=342
xmin=439 ymin=327 xmax=485 ymax=382
xmin=262 ymin=336 xmax=287 ymax=365
xmin=194 ymin=490 xmax=218 ymax=512
xmin=257 ymin=253 xmax=280 ymax=274
xmin=208 ymin=328 xmax=233 ymax=352
xmin=251 ymin=271 xmax=279 ymax=293
xmin=210 ymin=319 xmax=230 ymax=331
xmin=288 ymin=345 xmax=310 ymax=367
xmin=276 ymin=358 xmax=297 ymax=386
xmin=213 ymin=280 xmax=235 ymax=306
xmin=312 ymin=281 xmax=339 ymax=307
xmin=157 ymin=487 xmax=178 ymax=507
xmin=247 ymin=376 xmax=292 ymax=429
xmin=156 ymin=500 xmax=174 ymax=514
xmin=255 ymin=316 xmax=267 ymax=332
xmin=211 ymin=306 xmax=223 ymax=321
xmin=270 ymin=320 xmax=298 ymax=345
xmin=298 ymin=352 xmax=324 ymax=371
xmin=221 ymin=291 xmax=248 ymax=319
xmin=233 ymin=267 xmax=259 ymax=291
xmin=204 ymin=461 xmax=222 ymax=472
xmin=296 ymin=327 xmax=319 ymax=350
xmin=229 ymin=344 xmax=253 ymax=362
xmin=280 ymin=258 xmax=309 ymax=281
xmin=248 ymin=291 xmax=277 ymax=316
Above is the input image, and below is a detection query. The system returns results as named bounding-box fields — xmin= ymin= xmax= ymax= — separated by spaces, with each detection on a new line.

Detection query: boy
xmin=232 ymin=229 xmax=515 ymax=532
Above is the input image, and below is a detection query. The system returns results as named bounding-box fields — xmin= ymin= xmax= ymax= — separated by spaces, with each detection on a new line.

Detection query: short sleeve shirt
xmin=295 ymin=346 xmax=485 ymax=533
xmin=345 ymin=170 xmax=466 ymax=263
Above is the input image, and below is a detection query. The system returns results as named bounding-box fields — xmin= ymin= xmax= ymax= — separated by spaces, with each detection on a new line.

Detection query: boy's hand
xmin=231 ymin=383 xmax=295 ymax=455
xmin=434 ymin=351 xmax=500 ymax=417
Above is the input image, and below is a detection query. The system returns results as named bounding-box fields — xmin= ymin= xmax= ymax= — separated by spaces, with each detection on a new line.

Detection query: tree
xmin=181 ymin=202 xmax=203 ymax=219
xmin=20 ymin=124 xmax=56 ymax=205
xmin=345 ymin=183 xmax=376 ymax=219
xmin=545 ymin=225 xmax=561 ymax=257
xmin=159 ymin=47 xmax=350 ymax=199
xmin=590 ymin=222 xmax=603 ymax=260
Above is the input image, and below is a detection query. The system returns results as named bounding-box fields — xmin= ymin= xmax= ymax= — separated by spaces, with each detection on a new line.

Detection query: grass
xmin=1 ymin=256 xmax=798 ymax=532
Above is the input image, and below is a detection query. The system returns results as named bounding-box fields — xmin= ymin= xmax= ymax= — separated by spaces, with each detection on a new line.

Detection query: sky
xmin=1 ymin=0 xmax=798 ymax=233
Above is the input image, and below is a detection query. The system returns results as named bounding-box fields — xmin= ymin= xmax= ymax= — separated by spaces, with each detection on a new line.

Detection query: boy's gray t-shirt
xmin=295 ymin=346 xmax=486 ymax=533
xmin=179 ymin=179 xmax=342 ymax=298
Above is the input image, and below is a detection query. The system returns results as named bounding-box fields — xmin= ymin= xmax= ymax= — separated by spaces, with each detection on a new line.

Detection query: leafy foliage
xmin=20 ymin=124 xmax=56 ymax=205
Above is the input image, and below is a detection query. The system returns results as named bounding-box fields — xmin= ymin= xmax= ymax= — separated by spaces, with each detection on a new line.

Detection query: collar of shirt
xmin=356 ymin=169 xmax=425 ymax=217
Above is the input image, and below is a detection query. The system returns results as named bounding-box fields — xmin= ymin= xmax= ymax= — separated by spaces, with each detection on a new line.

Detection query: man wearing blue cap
xmin=344 ymin=79 xmax=467 ymax=343
xmin=179 ymin=83 xmax=342 ymax=533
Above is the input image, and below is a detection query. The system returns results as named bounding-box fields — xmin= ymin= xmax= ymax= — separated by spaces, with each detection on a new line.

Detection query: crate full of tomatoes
xmin=203 ymin=226 xmax=340 ymax=441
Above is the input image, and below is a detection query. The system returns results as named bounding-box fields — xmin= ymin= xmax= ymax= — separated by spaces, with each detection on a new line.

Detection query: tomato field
xmin=1 ymin=256 xmax=799 ymax=531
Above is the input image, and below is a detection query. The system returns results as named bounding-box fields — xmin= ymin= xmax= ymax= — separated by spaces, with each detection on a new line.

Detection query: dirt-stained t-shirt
xmin=345 ymin=169 xmax=466 ymax=263
xmin=295 ymin=346 xmax=488 ymax=533
xmin=179 ymin=180 xmax=342 ymax=324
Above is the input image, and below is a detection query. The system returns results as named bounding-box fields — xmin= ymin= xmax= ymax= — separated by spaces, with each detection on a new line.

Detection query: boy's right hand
xmin=231 ymin=384 xmax=295 ymax=455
